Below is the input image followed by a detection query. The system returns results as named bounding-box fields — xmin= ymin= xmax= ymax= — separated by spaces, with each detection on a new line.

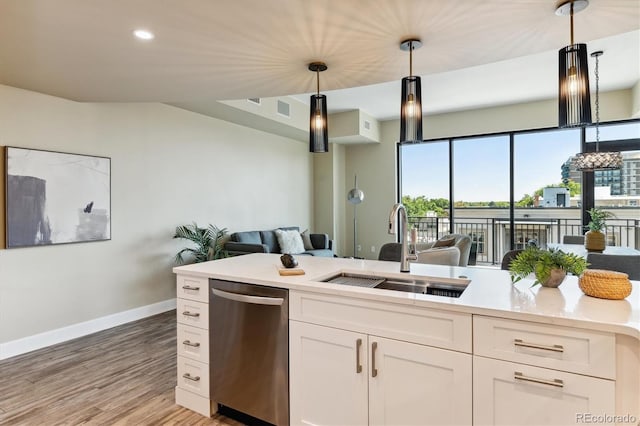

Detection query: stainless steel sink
xmin=322 ymin=272 xmax=469 ymax=298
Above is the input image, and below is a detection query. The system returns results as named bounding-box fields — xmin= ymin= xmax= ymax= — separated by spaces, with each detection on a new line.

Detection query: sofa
xmin=224 ymin=226 xmax=334 ymax=257
xmin=378 ymin=234 xmax=473 ymax=267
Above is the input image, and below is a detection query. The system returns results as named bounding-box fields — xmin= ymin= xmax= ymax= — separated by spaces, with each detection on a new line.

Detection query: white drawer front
xmin=176 ymin=275 xmax=209 ymax=303
xmin=177 ymin=356 xmax=210 ymax=398
xmin=473 ymin=316 xmax=615 ymax=379
xmin=473 ymin=356 xmax=615 ymax=426
xmin=175 ymin=386 xmax=216 ymax=417
xmin=177 ymin=323 xmax=209 ymax=363
xmin=177 ymin=298 xmax=209 ymax=330
xmin=290 ymin=291 xmax=472 ymax=352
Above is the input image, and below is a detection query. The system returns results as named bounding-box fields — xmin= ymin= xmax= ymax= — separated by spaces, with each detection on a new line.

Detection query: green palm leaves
xmin=173 ymin=223 xmax=228 ymax=264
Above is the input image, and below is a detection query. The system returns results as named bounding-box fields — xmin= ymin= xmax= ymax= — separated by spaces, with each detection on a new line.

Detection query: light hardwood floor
xmin=0 ymin=311 xmax=243 ymax=425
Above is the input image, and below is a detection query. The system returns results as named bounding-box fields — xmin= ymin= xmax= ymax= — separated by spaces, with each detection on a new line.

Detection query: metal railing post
xmin=491 ymin=218 xmax=497 ymax=265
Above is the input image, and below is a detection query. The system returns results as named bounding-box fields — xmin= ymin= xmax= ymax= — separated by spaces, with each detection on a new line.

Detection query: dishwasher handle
xmin=211 ymin=288 xmax=284 ymax=306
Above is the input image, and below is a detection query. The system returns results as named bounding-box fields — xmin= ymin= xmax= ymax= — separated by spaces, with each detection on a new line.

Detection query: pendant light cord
xmin=316 ymin=69 xmax=320 ymax=95
xmin=570 ymin=1 xmax=574 ymax=45
xmin=595 ymin=52 xmax=600 ymax=151
xmin=409 ymin=41 xmax=413 ymax=77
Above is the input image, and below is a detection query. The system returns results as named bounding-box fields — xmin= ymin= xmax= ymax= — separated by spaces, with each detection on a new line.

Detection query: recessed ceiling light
xmin=133 ymin=29 xmax=154 ymax=40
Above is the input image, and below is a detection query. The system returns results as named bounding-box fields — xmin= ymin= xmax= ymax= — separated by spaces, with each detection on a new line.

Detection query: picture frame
xmin=4 ymin=147 xmax=111 ymax=248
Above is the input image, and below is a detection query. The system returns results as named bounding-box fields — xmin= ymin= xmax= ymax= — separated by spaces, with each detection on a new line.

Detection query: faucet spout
xmin=388 ymin=203 xmax=417 ymax=272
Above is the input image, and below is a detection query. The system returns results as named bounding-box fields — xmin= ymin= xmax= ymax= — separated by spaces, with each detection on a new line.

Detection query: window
xmin=453 ymin=135 xmax=509 ymax=262
xmin=399 ymin=140 xmax=450 ymax=242
xmin=398 ymin=119 xmax=640 ymax=265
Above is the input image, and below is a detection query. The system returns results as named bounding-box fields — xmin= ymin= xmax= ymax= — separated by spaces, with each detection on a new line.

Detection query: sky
xmin=401 ymin=122 xmax=639 ymax=203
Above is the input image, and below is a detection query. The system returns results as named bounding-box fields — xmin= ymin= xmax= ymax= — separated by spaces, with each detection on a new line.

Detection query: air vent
xmin=277 ymin=100 xmax=290 ymax=117
xmin=364 ymin=120 xmax=371 ymax=130
xmin=247 ymin=98 xmax=261 ymax=105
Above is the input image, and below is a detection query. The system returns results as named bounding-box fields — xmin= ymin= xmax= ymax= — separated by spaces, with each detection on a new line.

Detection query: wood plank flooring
xmin=0 ymin=311 xmax=244 ymax=425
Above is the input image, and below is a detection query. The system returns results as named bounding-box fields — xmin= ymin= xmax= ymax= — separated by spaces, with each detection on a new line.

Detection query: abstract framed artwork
xmin=5 ymin=147 xmax=111 ymax=248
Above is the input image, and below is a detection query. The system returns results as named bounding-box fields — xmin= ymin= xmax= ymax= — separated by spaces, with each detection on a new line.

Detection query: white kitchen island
xmin=174 ymin=253 xmax=640 ymax=426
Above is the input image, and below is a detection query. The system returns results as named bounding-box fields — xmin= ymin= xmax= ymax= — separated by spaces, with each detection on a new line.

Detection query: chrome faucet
xmin=388 ymin=203 xmax=417 ymax=272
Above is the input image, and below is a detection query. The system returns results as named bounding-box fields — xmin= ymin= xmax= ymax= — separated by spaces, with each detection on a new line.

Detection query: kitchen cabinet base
xmin=175 ymin=386 xmax=217 ymax=417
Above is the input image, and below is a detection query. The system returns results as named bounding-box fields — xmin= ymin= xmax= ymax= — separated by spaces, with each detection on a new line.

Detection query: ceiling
xmin=1 ymin=0 xmax=639 ymax=120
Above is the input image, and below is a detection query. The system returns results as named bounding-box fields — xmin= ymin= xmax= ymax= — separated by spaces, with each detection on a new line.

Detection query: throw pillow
xmin=275 ymin=229 xmax=305 ymax=254
xmin=300 ymin=229 xmax=314 ymax=250
xmin=433 ymin=236 xmax=456 ymax=248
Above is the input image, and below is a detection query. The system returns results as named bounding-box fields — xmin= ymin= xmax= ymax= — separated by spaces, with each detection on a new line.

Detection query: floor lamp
xmin=347 ymin=175 xmax=364 ymax=257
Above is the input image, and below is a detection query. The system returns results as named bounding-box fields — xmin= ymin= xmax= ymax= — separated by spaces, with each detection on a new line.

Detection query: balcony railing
xmin=408 ymin=215 xmax=639 ymax=266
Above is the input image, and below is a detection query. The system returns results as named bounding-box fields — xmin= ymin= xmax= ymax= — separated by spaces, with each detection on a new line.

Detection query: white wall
xmin=345 ymin=89 xmax=635 ymax=260
xmin=0 ymin=85 xmax=312 ymax=345
xmin=632 ymin=80 xmax=640 ymax=118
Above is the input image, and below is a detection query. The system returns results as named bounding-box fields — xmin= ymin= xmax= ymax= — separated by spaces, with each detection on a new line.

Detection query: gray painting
xmin=6 ymin=147 xmax=110 ymax=248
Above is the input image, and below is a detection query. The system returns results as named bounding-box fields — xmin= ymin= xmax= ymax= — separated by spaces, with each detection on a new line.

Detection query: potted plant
xmin=508 ymin=246 xmax=587 ymax=288
xmin=585 ymin=207 xmax=614 ymax=253
xmin=173 ymin=223 xmax=228 ymax=264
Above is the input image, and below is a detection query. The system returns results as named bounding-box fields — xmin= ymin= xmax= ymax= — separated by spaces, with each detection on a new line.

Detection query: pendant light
xmin=399 ymin=39 xmax=423 ymax=143
xmin=573 ymin=51 xmax=623 ymax=171
xmin=557 ymin=0 xmax=592 ymax=128
xmin=308 ymin=62 xmax=328 ymax=153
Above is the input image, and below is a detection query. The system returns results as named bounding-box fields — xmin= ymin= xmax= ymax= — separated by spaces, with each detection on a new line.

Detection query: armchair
xmin=378 ymin=234 xmax=472 ymax=267
xmin=415 ymin=234 xmax=472 ymax=267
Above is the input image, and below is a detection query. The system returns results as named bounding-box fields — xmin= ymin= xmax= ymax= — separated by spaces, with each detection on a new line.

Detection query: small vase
xmin=537 ymin=268 xmax=566 ymax=288
xmin=585 ymin=230 xmax=605 ymax=253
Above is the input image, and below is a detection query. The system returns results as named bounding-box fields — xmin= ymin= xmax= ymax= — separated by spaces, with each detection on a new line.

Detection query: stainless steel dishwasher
xmin=209 ymin=279 xmax=289 ymax=426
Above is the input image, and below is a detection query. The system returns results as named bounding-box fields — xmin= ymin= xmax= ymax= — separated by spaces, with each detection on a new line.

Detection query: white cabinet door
xmin=369 ymin=336 xmax=472 ymax=426
xmin=290 ymin=321 xmax=369 ymax=426
xmin=474 ymin=356 xmax=615 ymax=426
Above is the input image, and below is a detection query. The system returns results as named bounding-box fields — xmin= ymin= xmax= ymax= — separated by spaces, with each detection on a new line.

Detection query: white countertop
xmin=174 ymin=253 xmax=640 ymax=339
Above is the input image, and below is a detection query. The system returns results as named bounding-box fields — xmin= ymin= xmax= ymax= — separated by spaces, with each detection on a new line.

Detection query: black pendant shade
xmin=309 ymin=93 xmax=328 ymax=153
xmin=308 ymin=62 xmax=329 ymax=153
xmin=556 ymin=0 xmax=592 ymax=128
xmin=400 ymin=75 xmax=423 ymax=142
xmin=558 ymin=43 xmax=591 ymax=128
xmin=399 ymin=39 xmax=423 ymax=143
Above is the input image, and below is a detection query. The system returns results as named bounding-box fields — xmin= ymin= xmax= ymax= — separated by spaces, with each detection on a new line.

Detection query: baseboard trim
xmin=0 ymin=298 xmax=177 ymax=360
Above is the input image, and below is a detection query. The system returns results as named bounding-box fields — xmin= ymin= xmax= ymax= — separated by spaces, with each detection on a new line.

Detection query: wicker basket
xmin=579 ymin=269 xmax=632 ymax=300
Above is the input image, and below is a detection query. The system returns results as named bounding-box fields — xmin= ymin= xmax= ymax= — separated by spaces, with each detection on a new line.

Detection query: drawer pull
xmin=182 ymin=340 xmax=200 ymax=348
xmin=356 ymin=338 xmax=362 ymax=374
xmin=371 ymin=341 xmax=378 ymax=378
xmin=514 ymin=339 xmax=564 ymax=353
xmin=182 ymin=373 xmax=201 ymax=382
xmin=182 ymin=285 xmax=200 ymax=291
xmin=182 ymin=311 xmax=200 ymax=318
xmin=514 ymin=372 xmax=564 ymax=388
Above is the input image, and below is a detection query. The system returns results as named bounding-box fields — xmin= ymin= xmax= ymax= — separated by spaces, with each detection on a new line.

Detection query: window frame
xmin=397 ymin=118 xmax=640 ymax=251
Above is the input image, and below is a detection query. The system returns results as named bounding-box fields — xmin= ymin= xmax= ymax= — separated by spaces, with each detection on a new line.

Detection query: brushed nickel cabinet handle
xmin=182 ymin=311 xmax=200 ymax=317
xmin=182 ymin=340 xmax=200 ymax=348
xmin=182 ymin=373 xmax=201 ymax=382
xmin=356 ymin=338 xmax=363 ymax=373
xmin=514 ymin=371 xmax=564 ymax=388
xmin=182 ymin=285 xmax=200 ymax=291
xmin=514 ymin=339 xmax=564 ymax=353
xmin=371 ymin=342 xmax=378 ymax=378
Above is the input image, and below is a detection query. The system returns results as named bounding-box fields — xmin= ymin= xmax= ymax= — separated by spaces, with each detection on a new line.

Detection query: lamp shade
xmin=558 ymin=43 xmax=591 ymax=128
xmin=573 ymin=152 xmax=623 ymax=172
xmin=309 ymin=93 xmax=328 ymax=153
xmin=400 ymin=76 xmax=423 ymax=142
